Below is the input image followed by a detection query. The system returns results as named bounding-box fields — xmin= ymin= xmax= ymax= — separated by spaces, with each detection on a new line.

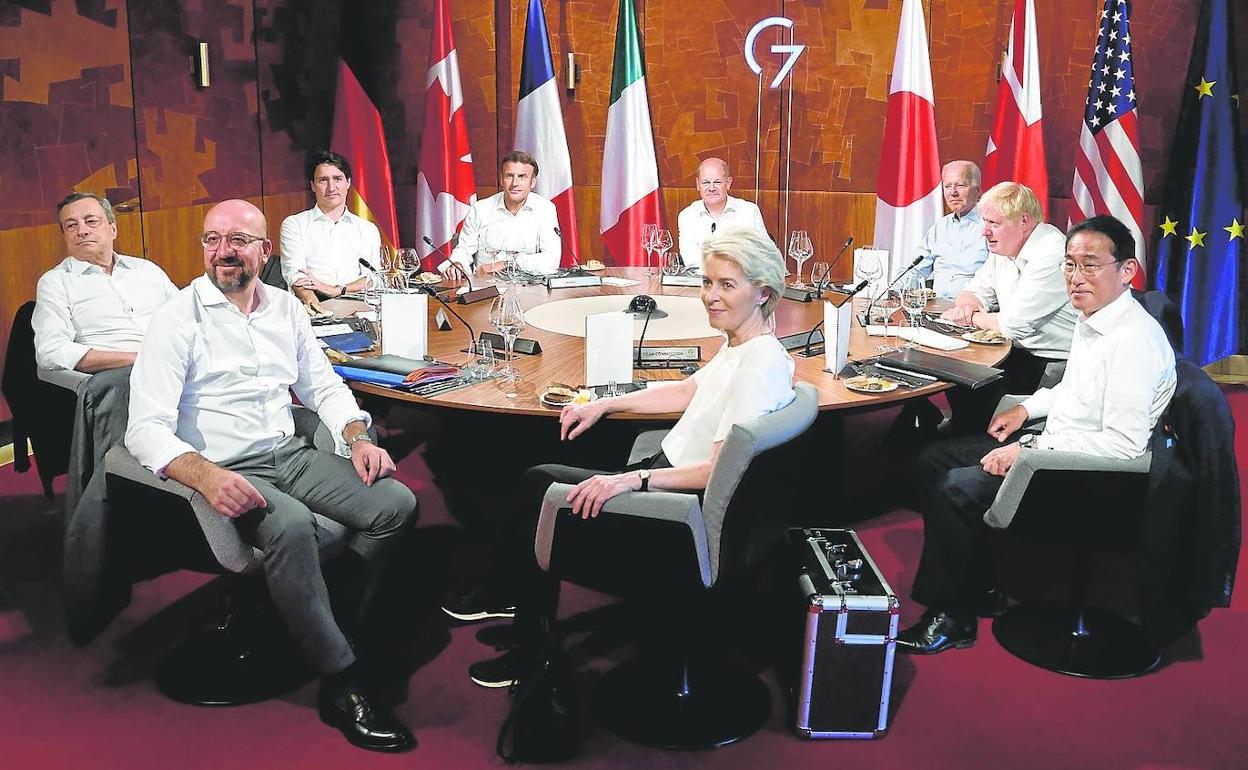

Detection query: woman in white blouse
xmin=466 ymin=227 xmax=795 ymax=689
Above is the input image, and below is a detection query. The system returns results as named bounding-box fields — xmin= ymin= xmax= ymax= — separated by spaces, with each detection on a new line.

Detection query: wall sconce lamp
xmin=192 ymin=42 xmax=210 ymax=88
xmin=566 ymin=52 xmax=580 ymax=95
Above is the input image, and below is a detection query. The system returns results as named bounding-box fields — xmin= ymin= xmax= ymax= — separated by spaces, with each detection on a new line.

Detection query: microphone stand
xmin=813 ymin=235 xmax=854 ymax=299
xmin=862 ymin=255 xmax=925 ymax=334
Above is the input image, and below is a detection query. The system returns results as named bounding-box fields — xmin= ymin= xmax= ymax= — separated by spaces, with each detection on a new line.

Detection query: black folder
xmin=877 ymin=348 xmax=1004 ymax=390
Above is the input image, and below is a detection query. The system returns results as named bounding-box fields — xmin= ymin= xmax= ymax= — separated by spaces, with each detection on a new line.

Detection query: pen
xmin=874 ymin=363 xmax=938 ymax=381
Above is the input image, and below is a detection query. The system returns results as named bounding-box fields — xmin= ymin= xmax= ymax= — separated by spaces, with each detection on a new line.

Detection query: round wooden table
xmin=331 ymin=268 xmax=1009 ymax=419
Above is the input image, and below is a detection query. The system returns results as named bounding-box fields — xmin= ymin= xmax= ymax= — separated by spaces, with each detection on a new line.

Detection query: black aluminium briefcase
xmin=790 ymin=527 xmax=899 ymax=739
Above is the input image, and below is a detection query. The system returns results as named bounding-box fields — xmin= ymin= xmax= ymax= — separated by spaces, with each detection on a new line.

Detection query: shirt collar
xmin=493 ymin=192 xmax=532 ymax=214
xmin=67 ymin=253 xmax=124 ymax=275
xmin=951 ymin=207 xmax=981 ymax=224
xmin=1080 ymin=287 xmax=1135 ymax=334
xmin=310 ymin=205 xmax=354 ymax=224
xmin=193 ymin=274 xmax=270 ymax=314
xmin=698 ymin=196 xmax=740 ymax=218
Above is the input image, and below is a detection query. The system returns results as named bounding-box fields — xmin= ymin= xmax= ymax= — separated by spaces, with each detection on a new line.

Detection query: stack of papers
xmin=865 ymin=325 xmax=969 ymax=351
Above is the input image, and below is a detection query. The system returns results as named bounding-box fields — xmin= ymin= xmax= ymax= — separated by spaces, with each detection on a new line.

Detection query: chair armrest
xmin=993 ymin=394 xmax=1047 ymax=432
xmin=37 ymin=367 xmax=91 ymax=392
xmin=534 ymin=482 xmax=712 ymax=587
xmin=628 ymin=429 xmax=669 ymax=466
xmin=985 ymin=450 xmax=1151 ymax=529
xmin=103 ymin=445 xmax=260 ymax=573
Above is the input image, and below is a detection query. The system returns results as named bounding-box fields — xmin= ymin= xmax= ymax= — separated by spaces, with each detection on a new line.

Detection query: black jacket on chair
xmin=1139 ymin=358 xmax=1239 ymax=648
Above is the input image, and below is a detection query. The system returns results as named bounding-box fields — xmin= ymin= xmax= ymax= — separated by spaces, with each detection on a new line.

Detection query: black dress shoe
xmin=973 ymin=588 xmax=1008 ymax=619
xmin=318 ymin=682 xmax=415 ymax=752
xmin=896 ymin=609 xmax=977 ymax=654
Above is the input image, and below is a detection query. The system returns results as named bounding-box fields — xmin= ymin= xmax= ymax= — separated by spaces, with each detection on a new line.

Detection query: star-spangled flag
xmin=872 ymin=0 xmax=942 ymax=279
xmin=1069 ymin=0 xmax=1146 ymax=288
xmin=983 ymin=0 xmax=1049 ymax=217
xmin=1153 ymin=0 xmax=1245 ymax=366
xmin=516 ymin=0 xmax=581 ymax=268
xmin=415 ymin=0 xmax=477 ymax=271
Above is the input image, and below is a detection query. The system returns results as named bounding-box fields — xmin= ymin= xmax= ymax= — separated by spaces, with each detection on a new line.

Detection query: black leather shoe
xmin=318 ymin=682 xmax=415 ymax=752
xmin=469 ymin=648 xmax=538 ymax=688
xmin=896 ymin=609 xmax=977 ymax=654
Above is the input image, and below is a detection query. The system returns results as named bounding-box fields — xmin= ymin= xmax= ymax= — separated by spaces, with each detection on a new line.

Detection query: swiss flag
xmin=873 ymin=0 xmax=942 ymax=279
xmin=983 ymin=0 xmax=1049 ymax=217
xmin=415 ymin=0 xmax=477 ymax=270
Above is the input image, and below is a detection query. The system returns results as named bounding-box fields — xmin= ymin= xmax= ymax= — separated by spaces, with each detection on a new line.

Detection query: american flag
xmin=1070 ymin=0 xmax=1146 ymax=287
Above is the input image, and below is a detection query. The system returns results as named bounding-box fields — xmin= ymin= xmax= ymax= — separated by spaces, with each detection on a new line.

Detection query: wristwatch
xmin=348 ymin=433 xmax=374 ymax=447
xmin=638 ymin=468 xmax=651 ymax=492
xmin=1018 ymin=433 xmax=1038 ymax=449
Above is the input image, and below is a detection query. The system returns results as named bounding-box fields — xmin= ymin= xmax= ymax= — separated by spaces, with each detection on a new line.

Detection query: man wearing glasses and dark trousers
xmin=126 ymin=200 xmax=418 ymax=752
xmin=897 ymin=215 xmax=1176 ymax=654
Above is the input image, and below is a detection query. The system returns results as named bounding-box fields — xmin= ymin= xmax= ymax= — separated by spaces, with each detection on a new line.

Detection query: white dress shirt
xmin=661 ymin=334 xmax=795 ymax=466
xmin=279 ymin=205 xmax=382 ymax=289
xmin=33 ymin=253 xmax=179 ymax=371
xmin=962 ymin=222 xmax=1077 ymax=360
xmin=1022 ymin=291 xmax=1176 ymax=459
xmin=914 ymin=208 xmax=989 ymax=299
xmin=126 ymin=277 xmax=370 ymax=475
xmin=676 ymin=196 xmax=768 ymax=268
xmin=444 ymin=191 xmax=561 ymax=274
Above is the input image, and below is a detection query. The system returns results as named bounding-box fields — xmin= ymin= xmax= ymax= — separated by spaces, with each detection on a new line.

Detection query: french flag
xmin=515 ymin=0 xmax=581 ymax=267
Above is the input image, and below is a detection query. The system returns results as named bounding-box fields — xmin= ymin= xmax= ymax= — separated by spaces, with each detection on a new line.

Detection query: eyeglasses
xmin=201 ymin=231 xmax=266 ymax=250
xmin=1062 ymin=259 xmax=1123 ymax=277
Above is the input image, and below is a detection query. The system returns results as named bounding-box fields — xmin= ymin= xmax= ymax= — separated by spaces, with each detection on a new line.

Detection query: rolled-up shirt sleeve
xmin=287 ymin=306 xmax=370 ymax=454
xmin=995 ymin=253 xmax=1069 ymax=342
xmin=125 ymin=307 xmax=199 ymax=476
xmin=279 ymin=214 xmax=310 ymax=287
xmin=961 ymin=257 xmax=997 ymax=311
xmin=32 ymin=272 xmax=90 ymax=371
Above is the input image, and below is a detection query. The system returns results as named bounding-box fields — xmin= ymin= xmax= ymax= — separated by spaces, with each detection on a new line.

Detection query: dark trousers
xmin=910 ymin=433 xmax=1018 ymax=612
xmin=945 ymin=346 xmax=1056 ymax=434
xmin=227 ymin=438 xmax=418 ymax=674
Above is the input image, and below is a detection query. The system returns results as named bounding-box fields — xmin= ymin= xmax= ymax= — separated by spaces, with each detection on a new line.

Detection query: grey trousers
xmin=224 ymin=437 xmax=417 ymax=674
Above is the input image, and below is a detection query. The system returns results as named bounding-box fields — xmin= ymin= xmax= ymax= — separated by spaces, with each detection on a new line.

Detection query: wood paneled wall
xmin=3 ymin=0 xmax=1245 ymax=420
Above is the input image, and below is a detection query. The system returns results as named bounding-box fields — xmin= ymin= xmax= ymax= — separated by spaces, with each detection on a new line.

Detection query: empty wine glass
xmin=641 ymin=223 xmax=658 ymax=275
xmin=488 ymin=293 xmax=526 ymax=391
xmin=397 ymin=248 xmax=421 ymax=290
xmin=873 ymin=287 xmax=903 ymax=353
xmin=900 ymin=272 xmax=928 ymax=349
xmin=499 ymin=231 xmax=525 ymax=284
xmin=857 ymin=249 xmax=883 ymax=297
xmin=653 ymin=229 xmax=673 ymax=278
xmin=788 ymin=230 xmax=813 ymax=287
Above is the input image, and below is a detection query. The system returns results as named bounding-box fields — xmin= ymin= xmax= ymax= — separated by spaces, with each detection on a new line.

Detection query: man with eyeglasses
xmin=280 ymin=151 xmax=382 ymax=308
xmin=126 ymin=199 xmax=418 ymax=752
xmin=33 ymin=192 xmax=178 ymax=372
xmin=676 ymin=158 xmax=768 ymax=268
xmin=914 ymin=161 xmax=989 ymax=299
xmin=896 ymin=215 xmax=1176 ymax=655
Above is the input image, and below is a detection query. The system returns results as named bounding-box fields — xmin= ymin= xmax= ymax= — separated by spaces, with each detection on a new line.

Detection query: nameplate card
xmin=782 ymin=286 xmax=815 ymax=302
xmin=381 ymin=292 xmax=428 ymax=359
xmin=547 ymin=275 xmax=604 ymax=289
xmin=660 ymin=274 xmax=702 ymax=287
xmin=584 ymin=310 xmax=635 ymax=387
xmin=479 ymin=332 xmax=542 ymax=356
xmin=457 ymin=285 xmax=501 ymax=304
xmin=635 ymin=346 xmax=700 ymax=369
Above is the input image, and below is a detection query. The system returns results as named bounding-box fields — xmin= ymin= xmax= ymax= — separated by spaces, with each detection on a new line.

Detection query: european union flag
xmin=1152 ymin=0 xmax=1245 ymax=366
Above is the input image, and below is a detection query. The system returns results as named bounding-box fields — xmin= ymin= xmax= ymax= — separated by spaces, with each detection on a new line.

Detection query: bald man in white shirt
xmin=676 ymin=158 xmax=768 ymax=268
xmin=897 ymin=215 xmax=1176 ymax=655
xmin=33 ymin=192 xmax=178 ymax=373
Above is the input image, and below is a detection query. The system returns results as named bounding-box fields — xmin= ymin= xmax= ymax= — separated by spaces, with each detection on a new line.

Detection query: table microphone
xmin=422 ymin=236 xmax=499 ymax=304
xmin=814 ymin=235 xmax=854 ymax=298
xmin=863 ymin=255 xmax=924 ymax=328
xmin=710 ymin=222 xmax=716 ymax=233
xmin=552 ymin=226 xmax=584 ymax=275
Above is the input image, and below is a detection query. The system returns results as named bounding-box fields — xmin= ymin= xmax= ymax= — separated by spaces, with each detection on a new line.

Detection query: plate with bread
xmin=962 ymin=329 xmax=1007 ymax=345
xmin=843 ymin=375 xmax=900 ymax=394
xmin=540 ymin=384 xmax=598 ymax=408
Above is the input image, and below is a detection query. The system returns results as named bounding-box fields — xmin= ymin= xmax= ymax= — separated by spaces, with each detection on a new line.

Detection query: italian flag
xmin=599 ymin=0 xmax=663 ymax=266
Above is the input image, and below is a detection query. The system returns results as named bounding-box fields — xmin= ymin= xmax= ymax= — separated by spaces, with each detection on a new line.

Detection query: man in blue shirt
xmin=915 ymin=161 xmax=989 ymax=298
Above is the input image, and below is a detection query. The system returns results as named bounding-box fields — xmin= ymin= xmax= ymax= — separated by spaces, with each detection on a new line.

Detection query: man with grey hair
xmin=676 ymin=157 xmax=768 ymax=268
xmin=33 ymin=192 xmax=178 ymax=372
xmin=914 ymin=161 xmax=989 ymax=299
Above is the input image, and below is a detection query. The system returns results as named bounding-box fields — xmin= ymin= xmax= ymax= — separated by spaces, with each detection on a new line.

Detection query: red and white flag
xmin=415 ymin=0 xmax=476 ymax=270
xmin=984 ymin=0 xmax=1049 ymax=217
xmin=873 ymin=0 xmax=942 ymax=278
xmin=516 ymin=0 xmax=580 ymax=267
xmin=1070 ymin=0 xmax=1146 ymax=287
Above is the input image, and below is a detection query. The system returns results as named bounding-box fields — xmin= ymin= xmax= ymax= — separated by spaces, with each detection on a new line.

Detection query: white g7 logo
xmin=745 ymin=17 xmax=805 ymax=89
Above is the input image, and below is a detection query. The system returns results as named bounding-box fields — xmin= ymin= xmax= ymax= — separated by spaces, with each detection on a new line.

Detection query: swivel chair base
xmin=992 ymin=603 xmax=1160 ymax=679
xmin=592 ymin=657 xmax=771 ymax=750
xmin=156 ymin=610 xmax=315 ymax=706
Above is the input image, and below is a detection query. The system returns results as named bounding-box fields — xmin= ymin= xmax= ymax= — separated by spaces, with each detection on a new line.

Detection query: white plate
xmin=843 ymin=375 xmax=900 ymax=394
xmin=540 ymin=389 xmax=598 ymax=408
xmin=962 ymin=331 xmax=1007 ymax=345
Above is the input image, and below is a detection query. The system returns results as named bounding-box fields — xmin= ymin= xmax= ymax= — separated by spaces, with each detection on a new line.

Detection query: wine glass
xmin=857 ymin=249 xmax=883 ymax=299
xmin=488 ymin=293 xmax=526 ymax=391
xmin=499 ymin=231 xmax=525 ymax=284
xmin=873 ymin=287 xmax=903 ymax=353
xmin=810 ymin=261 xmax=830 ymax=293
xmin=900 ymin=272 xmax=928 ymax=349
xmin=653 ymin=229 xmax=673 ymax=278
xmin=788 ymin=230 xmax=813 ymax=287
xmin=397 ymin=248 xmax=421 ymax=290
xmin=641 ymin=223 xmax=658 ymax=274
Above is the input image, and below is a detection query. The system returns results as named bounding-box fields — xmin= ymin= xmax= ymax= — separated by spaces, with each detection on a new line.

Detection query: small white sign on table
xmin=824 ymin=295 xmax=854 ymax=374
xmin=381 ymin=292 xmax=428 ymax=359
xmin=584 ymin=310 xmax=634 ymax=387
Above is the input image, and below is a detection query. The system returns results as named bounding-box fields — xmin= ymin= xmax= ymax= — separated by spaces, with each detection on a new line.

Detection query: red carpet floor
xmin=1 ymin=387 xmax=1245 ymax=769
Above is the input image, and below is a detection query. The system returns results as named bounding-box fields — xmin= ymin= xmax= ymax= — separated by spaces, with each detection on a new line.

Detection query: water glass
xmin=900 ymin=273 xmax=928 ymax=348
xmin=873 ymin=288 xmax=903 ymax=353
xmin=664 ymin=251 xmax=682 ymax=276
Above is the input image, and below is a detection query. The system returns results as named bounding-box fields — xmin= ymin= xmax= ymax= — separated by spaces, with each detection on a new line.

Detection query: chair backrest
xmin=259 ymin=253 xmax=288 ymax=290
xmin=1 ymin=301 xmax=76 ymax=491
xmin=702 ymin=382 xmax=819 ymax=580
xmin=1131 ymin=288 xmax=1184 ymax=352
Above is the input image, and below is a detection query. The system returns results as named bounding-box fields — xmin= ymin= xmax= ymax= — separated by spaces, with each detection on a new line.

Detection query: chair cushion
xmin=985 ymin=450 xmax=1151 ymax=530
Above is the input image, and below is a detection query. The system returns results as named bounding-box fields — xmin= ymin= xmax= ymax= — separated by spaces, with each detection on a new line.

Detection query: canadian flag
xmin=983 ymin=0 xmax=1049 ymax=216
xmin=872 ymin=0 xmax=943 ymax=279
xmin=415 ymin=0 xmax=477 ymax=270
